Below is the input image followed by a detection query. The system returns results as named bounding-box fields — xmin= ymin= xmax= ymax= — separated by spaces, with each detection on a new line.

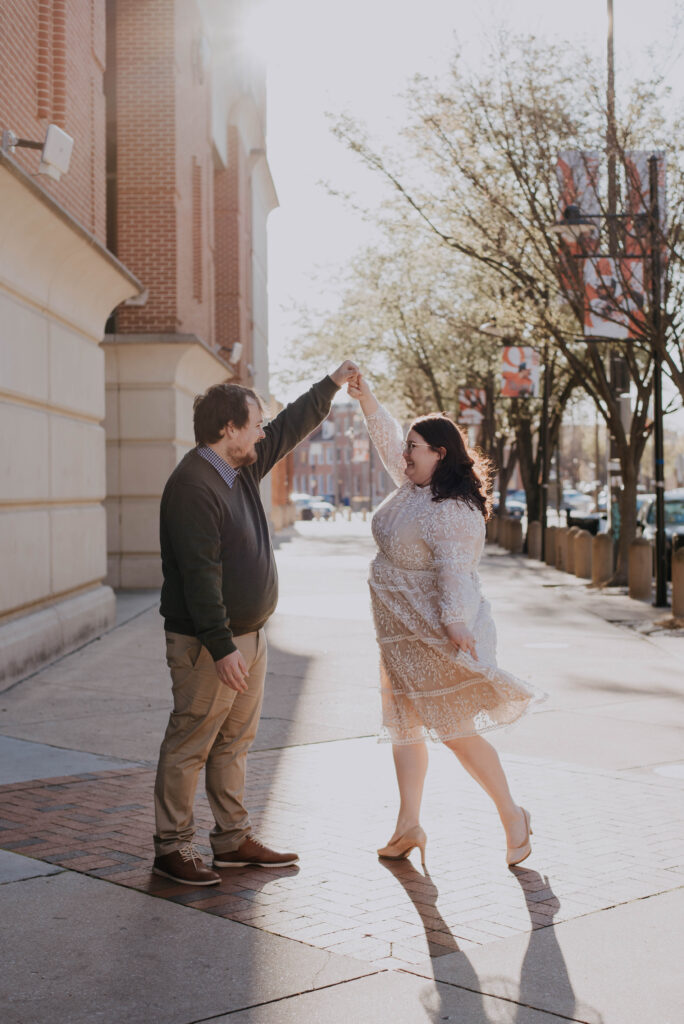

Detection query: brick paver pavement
xmin=1 ymin=737 xmax=682 ymax=973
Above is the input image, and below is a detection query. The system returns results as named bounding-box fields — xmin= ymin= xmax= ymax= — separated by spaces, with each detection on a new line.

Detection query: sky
xmin=240 ymin=0 xmax=684 ymax=397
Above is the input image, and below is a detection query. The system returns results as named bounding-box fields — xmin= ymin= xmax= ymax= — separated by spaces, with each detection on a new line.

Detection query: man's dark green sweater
xmin=160 ymin=376 xmax=339 ymax=660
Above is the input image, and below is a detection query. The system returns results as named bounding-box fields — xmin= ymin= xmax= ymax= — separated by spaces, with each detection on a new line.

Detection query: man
xmin=153 ymin=362 xmax=358 ymax=885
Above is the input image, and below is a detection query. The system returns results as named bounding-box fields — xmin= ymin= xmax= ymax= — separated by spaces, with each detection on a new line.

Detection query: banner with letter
xmin=583 ymin=257 xmax=645 ymax=339
xmin=556 ymin=149 xmax=600 ymax=219
xmin=458 ymin=388 xmax=487 ymax=425
xmin=500 ymin=347 xmax=540 ymax=398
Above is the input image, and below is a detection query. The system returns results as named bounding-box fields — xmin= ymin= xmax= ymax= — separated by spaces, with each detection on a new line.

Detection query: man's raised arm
xmin=255 ymin=361 xmax=359 ymax=478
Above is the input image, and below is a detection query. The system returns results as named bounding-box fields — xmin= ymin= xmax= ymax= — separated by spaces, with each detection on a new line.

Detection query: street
xmin=1 ymin=519 xmax=683 ymax=1023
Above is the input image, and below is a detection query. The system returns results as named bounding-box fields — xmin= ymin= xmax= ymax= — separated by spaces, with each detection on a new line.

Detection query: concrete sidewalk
xmin=1 ymin=519 xmax=682 ymax=1023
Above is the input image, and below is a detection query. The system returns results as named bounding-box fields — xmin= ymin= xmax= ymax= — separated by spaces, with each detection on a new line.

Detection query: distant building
xmin=292 ymin=401 xmax=395 ymax=508
xmin=0 ymin=0 xmax=278 ymax=685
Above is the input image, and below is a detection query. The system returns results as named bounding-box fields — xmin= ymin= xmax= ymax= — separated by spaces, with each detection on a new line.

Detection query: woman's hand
xmin=347 ymin=372 xmax=368 ymax=400
xmin=347 ymin=373 xmax=378 ymax=416
xmin=330 ymin=360 xmax=360 ymax=388
xmin=445 ymin=622 xmax=477 ymax=659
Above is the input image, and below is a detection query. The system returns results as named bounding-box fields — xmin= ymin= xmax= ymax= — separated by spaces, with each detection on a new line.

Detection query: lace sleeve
xmin=423 ymin=501 xmax=484 ymax=625
xmin=364 ymin=403 xmax=406 ymax=487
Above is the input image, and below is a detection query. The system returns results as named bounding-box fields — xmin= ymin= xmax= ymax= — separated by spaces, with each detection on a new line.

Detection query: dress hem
xmin=376 ymin=689 xmax=546 ymax=745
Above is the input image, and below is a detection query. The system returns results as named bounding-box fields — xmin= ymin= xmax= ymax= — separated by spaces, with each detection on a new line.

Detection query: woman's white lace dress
xmin=366 ymin=402 xmax=544 ymax=745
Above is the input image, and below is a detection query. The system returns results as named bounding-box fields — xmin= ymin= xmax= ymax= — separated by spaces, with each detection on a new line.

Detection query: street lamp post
xmin=649 ymin=154 xmax=668 ymax=606
xmin=550 ymin=182 xmax=668 ymax=606
xmin=539 ymin=341 xmax=550 ymax=560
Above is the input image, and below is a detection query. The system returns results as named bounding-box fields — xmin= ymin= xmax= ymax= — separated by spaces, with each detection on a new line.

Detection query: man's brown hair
xmin=193 ymin=382 xmax=262 ymax=445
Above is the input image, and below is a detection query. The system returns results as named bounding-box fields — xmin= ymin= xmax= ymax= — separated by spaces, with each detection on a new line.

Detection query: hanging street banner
xmin=623 ymin=151 xmax=667 ymax=274
xmin=583 ymin=257 xmax=645 ymax=339
xmin=458 ymin=388 xmax=487 ymax=425
xmin=556 ymin=149 xmax=601 ymax=220
xmin=555 ymin=150 xmax=600 ymax=294
xmin=500 ymin=347 xmax=540 ymax=398
xmin=624 ymin=150 xmax=667 ymax=230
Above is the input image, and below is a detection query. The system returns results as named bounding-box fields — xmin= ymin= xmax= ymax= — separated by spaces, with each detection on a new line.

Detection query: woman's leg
xmin=444 ymin=735 xmax=527 ymax=847
xmin=389 ymin=741 xmax=429 ymax=840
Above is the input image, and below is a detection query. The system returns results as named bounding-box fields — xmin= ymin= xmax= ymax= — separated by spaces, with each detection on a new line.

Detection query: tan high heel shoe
xmin=377 ymin=825 xmax=427 ymax=866
xmin=506 ymin=807 xmax=533 ymax=866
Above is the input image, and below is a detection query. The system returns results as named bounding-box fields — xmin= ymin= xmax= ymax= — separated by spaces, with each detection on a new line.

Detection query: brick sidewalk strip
xmin=1 ymin=739 xmax=683 ymax=971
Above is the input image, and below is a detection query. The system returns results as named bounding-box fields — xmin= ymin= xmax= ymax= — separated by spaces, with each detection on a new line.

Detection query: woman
xmin=348 ymin=374 xmax=544 ymax=867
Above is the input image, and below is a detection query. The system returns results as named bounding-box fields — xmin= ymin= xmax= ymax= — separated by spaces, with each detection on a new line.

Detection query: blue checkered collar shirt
xmin=196 ymin=444 xmax=240 ymax=489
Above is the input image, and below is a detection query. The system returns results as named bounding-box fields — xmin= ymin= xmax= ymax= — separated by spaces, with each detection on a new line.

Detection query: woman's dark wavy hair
xmin=411 ymin=413 xmax=493 ymax=519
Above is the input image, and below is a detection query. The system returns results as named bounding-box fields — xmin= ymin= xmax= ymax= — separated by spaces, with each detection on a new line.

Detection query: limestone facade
xmin=0 ymin=153 xmax=140 ymax=684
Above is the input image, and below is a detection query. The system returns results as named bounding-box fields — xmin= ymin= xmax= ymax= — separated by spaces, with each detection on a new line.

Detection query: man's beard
xmin=236 ymin=448 xmax=258 ymax=468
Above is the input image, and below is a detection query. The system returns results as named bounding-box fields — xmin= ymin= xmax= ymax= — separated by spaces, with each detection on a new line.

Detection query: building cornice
xmin=0 ymin=150 xmax=142 ymax=294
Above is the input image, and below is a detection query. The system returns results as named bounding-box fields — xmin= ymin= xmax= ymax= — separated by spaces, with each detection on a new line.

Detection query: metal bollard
xmin=592 ymin=533 xmax=613 ymax=586
xmin=346 ymin=507 xmax=351 ymax=521
xmin=565 ymin=526 xmax=580 ymax=575
xmin=509 ymin=518 xmax=523 ymax=554
xmin=545 ymin=526 xmax=558 ymax=566
xmin=574 ymin=529 xmax=592 ymax=579
xmin=527 ymin=521 xmax=541 ymax=560
xmin=628 ymin=537 xmax=653 ymax=602
xmin=555 ymin=527 xmax=568 ymax=571
xmin=672 ymin=546 xmax=684 ymax=619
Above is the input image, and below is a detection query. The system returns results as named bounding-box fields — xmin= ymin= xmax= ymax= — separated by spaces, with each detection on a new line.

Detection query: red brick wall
xmin=214 ymin=124 xmax=253 ymax=378
xmin=271 ymin=452 xmax=294 ymax=506
xmin=111 ymin=0 xmax=214 ymax=340
xmin=173 ymin=0 xmax=213 ymax=344
xmin=111 ymin=0 xmax=178 ymax=333
xmin=0 ymin=0 xmax=107 ymax=241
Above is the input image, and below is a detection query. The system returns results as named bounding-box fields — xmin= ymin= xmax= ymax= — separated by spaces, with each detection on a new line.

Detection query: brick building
xmin=0 ymin=0 xmax=279 ymax=685
xmin=292 ymin=402 xmax=395 ymax=509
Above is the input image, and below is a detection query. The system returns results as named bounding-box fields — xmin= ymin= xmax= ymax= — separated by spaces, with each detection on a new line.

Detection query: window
xmin=192 ymin=158 xmax=202 ymax=301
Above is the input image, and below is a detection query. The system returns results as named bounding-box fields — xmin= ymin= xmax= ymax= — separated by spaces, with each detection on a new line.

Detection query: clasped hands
xmin=330 ymin=360 xmax=371 ymax=402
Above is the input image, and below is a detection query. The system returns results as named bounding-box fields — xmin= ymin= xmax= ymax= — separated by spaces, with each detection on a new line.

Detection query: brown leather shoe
xmin=213 ymin=835 xmax=299 ymax=868
xmin=153 ymin=843 xmax=221 ymax=886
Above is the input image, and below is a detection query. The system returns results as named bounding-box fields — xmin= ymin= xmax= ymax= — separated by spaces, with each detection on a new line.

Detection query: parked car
xmin=290 ymin=492 xmax=314 ymax=509
xmin=560 ymin=489 xmax=594 ymax=515
xmin=637 ymin=489 xmax=684 ymax=575
xmin=492 ymin=492 xmax=526 ymax=519
xmin=308 ymin=500 xmax=335 ymax=520
xmin=290 ymin=492 xmax=316 ymax=520
xmin=566 ymin=509 xmax=608 ymax=535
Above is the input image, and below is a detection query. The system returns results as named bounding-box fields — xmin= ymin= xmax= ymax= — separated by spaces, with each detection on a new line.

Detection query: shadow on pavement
xmin=507 ymin=867 xmax=603 ymax=1024
xmin=379 ymin=857 xmax=489 ymax=1021
xmin=380 ymin=859 xmax=605 ymax=1024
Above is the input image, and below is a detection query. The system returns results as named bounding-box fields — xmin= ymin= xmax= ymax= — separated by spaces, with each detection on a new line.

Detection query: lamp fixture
xmin=1 ymin=124 xmax=74 ymax=181
xmin=549 ymin=204 xmax=598 ymax=241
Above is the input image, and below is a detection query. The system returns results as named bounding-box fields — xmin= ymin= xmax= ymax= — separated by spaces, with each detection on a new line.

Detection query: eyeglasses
xmin=403 ymin=440 xmax=432 ymax=453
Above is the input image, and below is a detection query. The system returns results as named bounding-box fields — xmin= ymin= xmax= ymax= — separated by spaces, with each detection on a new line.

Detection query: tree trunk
xmin=610 ymin=438 xmax=643 ymax=585
xmin=514 ymin=417 xmax=541 ymax=523
xmin=495 ymin=438 xmax=518 ymax=519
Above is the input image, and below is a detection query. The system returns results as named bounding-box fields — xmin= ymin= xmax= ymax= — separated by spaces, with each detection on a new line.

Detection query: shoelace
xmin=178 ymin=842 xmax=202 ymax=864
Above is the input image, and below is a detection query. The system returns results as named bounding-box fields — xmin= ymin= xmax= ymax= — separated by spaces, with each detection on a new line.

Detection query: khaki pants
xmin=153 ymin=629 xmax=267 ymax=857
